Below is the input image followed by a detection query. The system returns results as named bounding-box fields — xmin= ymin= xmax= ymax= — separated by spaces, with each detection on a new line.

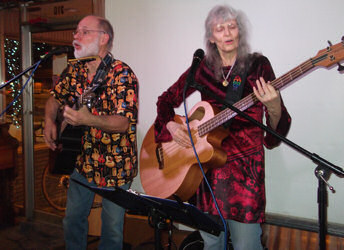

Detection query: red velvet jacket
xmin=154 ymin=55 xmax=291 ymax=223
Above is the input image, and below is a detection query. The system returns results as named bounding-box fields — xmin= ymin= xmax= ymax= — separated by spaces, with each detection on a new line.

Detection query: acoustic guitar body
xmin=140 ymin=101 xmax=228 ymax=201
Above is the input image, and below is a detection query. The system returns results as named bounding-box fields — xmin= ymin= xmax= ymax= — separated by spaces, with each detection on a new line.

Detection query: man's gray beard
xmin=73 ymin=38 xmax=100 ymax=59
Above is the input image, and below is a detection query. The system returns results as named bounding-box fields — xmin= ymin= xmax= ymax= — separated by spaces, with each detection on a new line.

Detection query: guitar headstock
xmin=81 ymin=86 xmax=96 ymax=110
xmin=312 ymin=36 xmax=344 ymax=71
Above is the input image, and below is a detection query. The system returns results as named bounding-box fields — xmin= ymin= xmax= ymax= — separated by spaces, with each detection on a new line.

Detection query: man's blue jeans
xmin=63 ymin=169 xmax=130 ymax=250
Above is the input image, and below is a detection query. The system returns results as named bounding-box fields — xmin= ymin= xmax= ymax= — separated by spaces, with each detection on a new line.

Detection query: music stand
xmin=71 ymin=178 xmax=223 ymax=250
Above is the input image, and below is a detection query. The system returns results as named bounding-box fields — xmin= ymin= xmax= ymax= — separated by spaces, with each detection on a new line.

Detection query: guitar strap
xmin=89 ymin=53 xmax=113 ymax=92
xmin=79 ymin=53 xmax=113 ymax=110
xmin=222 ymin=60 xmax=249 ymax=128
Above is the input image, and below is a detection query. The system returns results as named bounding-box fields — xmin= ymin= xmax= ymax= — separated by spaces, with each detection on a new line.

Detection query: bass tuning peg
xmin=337 ymin=63 xmax=344 ymax=72
xmin=328 ymin=40 xmax=344 ymax=72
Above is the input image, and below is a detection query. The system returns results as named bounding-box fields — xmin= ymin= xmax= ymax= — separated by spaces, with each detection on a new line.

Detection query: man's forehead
xmin=78 ymin=16 xmax=98 ymax=29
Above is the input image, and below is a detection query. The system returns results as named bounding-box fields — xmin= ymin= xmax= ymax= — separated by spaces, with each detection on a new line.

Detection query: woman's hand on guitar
xmin=253 ymin=77 xmax=282 ymax=130
xmin=253 ymin=77 xmax=281 ymax=108
xmin=166 ymin=121 xmax=192 ymax=148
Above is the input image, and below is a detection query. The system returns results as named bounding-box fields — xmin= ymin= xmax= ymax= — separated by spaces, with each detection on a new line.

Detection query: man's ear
xmin=100 ymin=33 xmax=110 ymax=47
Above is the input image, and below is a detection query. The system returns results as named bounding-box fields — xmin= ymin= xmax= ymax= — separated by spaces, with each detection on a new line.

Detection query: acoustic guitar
xmin=140 ymin=38 xmax=344 ymax=201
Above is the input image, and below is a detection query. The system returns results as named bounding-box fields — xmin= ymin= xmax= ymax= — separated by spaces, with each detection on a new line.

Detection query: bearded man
xmin=44 ymin=15 xmax=139 ymax=249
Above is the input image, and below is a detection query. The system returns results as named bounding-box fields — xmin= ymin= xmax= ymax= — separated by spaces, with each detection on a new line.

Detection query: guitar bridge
xmin=156 ymin=143 xmax=164 ymax=169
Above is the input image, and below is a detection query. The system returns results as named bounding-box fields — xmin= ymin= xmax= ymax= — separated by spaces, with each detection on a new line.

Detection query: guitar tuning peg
xmin=337 ymin=63 xmax=344 ymax=72
xmin=329 ymin=39 xmax=344 ymax=72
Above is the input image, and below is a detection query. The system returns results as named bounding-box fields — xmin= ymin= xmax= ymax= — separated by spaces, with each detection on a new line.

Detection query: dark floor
xmin=0 ymin=219 xmax=66 ymax=250
xmin=0 ymin=214 xmax=180 ymax=250
xmin=0 ymin=213 xmax=104 ymax=250
xmin=2 ymin=216 xmax=344 ymax=250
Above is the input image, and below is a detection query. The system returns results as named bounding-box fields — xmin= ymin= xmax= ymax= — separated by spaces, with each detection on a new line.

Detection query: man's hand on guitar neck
xmin=166 ymin=121 xmax=192 ymax=148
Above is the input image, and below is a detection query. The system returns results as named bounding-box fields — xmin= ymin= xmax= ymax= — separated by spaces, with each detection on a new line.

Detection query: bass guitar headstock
xmin=312 ymin=36 xmax=344 ymax=72
xmin=328 ymin=37 xmax=344 ymax=72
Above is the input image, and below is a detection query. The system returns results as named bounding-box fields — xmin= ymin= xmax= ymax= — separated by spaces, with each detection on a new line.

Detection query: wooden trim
xmin=266 ymin=213 xmax=344 ymax=238
xmin=92 ymin=0 xmax=105 ymax=17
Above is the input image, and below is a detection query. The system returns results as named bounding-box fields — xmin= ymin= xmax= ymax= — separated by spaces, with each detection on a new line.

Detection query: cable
xmin=182 ymin=86 xmax=228 ymax=250
xmin=0 ymin=60 xmax=41 ymax=120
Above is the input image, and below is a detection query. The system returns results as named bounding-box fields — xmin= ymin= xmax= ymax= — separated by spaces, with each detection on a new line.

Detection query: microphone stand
xmin=0 ymin=49 xmax=68 ymax=90
xmin=187 ymin=80 xmax=344 ymax=250
xmin=0 ymin=61 xmax=41 ymax=90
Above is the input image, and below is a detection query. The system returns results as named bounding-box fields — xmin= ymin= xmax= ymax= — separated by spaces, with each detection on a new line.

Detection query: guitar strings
xmin=160 ymin=130 xmax=201 ymax=156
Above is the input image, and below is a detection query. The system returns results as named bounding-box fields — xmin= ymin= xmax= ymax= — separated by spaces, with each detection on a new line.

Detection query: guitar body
xmin=49 ymin=124 xmax=84 ymax=175
xmin=140 ymin=101 xmax=228 ymax=201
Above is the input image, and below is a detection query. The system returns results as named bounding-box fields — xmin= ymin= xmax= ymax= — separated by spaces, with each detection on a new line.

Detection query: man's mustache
xmin=72 ymin=40 xmax=82 ymax=48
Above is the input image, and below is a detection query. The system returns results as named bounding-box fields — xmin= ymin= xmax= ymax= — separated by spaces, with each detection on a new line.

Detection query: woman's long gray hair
xmin=204 ymin=5 xmax=252 ymax=81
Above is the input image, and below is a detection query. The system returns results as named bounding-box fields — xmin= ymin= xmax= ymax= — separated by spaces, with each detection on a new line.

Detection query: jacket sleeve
xmin=154 ymin=68 xmax=196 ymax=143
xmin=258 ymin=56 xmax=292 ymax=149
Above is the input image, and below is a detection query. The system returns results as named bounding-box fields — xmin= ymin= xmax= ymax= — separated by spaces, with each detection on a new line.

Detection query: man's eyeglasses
xmin=72 ymin=29 xmax=106 ymax=37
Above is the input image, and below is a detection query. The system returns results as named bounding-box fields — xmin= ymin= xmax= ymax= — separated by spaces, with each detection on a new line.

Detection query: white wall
xmin=106 ymin=0 xmax=344 ymax=224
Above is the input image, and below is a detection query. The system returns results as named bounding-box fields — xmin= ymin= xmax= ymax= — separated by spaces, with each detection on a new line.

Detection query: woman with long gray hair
xmin=153 ymin=4 xmax=291 ymax=249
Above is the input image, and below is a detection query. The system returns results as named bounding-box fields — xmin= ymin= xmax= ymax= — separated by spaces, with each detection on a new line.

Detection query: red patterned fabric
xmin=154 ymin=55 xmax=291 ymax=223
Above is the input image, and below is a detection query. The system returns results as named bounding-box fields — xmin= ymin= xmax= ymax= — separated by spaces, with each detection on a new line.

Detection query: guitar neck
xmin=198 ymin=58 xmax=316 ymax=136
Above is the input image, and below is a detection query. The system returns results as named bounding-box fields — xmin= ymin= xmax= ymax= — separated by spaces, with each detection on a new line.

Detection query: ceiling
xmin=1 ymin=0 xmax=104 ymax=45
xmin=0 ymin=0 xmax=67 ymax=10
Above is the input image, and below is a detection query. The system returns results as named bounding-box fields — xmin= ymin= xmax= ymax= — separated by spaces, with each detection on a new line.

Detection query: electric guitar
xmin=49 ymin=54 xmax=112 ymax=175
xmin=139 ymin=38 xmax=344 ymax=201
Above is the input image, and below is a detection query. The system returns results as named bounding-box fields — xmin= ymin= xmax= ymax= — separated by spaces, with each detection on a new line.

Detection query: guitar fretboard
xmin=198 ymin=57 xmax=320 ymax=137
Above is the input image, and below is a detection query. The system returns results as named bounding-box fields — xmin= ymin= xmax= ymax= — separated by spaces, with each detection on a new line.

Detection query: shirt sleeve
xmin=51 ymin=63 xmax=86 ymax=108
xmin=111 ymin=62 xmax=139 ymax=124
xmin=51 ymin=66 xmax=72 ymax=105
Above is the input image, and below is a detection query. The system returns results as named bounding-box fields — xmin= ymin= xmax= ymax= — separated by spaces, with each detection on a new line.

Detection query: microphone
xmin=185 ymin=48 xmax=205 ymax=89
xmin=40 ymin=47 xmax=73 ymax=61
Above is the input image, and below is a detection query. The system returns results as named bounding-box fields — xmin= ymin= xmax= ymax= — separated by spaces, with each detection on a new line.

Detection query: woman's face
xmin=210 ymin=19 xmax=239 ymax=57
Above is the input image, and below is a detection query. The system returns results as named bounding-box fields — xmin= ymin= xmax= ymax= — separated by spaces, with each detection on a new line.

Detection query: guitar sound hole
xmin=156 ymin=144 xmax=164 ymax=169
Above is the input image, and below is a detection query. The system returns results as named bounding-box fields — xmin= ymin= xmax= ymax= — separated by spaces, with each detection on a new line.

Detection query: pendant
xmin=222 ymin=79 xmax=229 ymax=87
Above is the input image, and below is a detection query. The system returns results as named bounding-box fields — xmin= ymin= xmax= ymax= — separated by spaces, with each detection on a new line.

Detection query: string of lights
xmin=4 ymin=38 xmax=21 ymax=128
xmin=4 ymin=38 xmax=51 ymax=128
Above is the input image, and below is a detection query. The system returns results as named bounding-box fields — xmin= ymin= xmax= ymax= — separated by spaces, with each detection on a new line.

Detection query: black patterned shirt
xmin=52 ymin=58 xmax=139 ymax=187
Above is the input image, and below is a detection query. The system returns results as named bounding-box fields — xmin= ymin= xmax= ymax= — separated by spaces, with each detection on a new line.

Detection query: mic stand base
xmin=149 ymin=208 xmax=172 ymax=250
xmin=316 ymin=165 xmax=329 ymax=250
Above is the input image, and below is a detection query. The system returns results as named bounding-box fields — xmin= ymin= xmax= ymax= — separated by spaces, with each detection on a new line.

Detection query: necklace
xmin=221 ymin=59 xmax=236 ymax=87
